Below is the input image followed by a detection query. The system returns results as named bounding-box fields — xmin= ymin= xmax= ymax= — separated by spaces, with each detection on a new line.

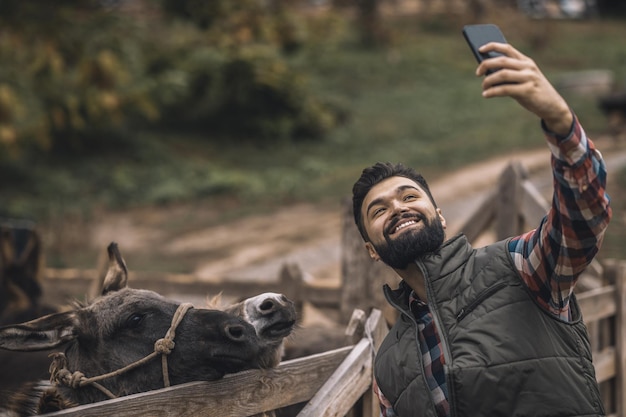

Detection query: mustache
xmin=385 ymin=212 xmax=426 ymax=236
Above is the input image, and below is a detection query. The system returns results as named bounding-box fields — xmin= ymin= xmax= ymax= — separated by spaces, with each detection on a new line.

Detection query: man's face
xmin=361 ymin=176 xmax=446 ymax=269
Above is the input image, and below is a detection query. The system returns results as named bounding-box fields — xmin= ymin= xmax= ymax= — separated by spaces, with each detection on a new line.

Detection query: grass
xmin=3 ymin=11 xmax=626 ymax=268
xmin=209 ymin=15 xmax=626 ymax=207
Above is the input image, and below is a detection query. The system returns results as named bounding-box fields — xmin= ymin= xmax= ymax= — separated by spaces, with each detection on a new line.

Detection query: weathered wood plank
xmin=362 ymin=309 xmax=389 ymax=417
xmin=365 ymin=308 xmax=389 ymax=354
xmin=456 ymin=189 xmax=497 ymax=243
xmin=296 ymin=338 xmax=372 ymax=417
xmin=42 ymin=268 xmax=341 ymax=307
xmin=577 ymin=285 xmax=617 ymax=323
xmin=594 ymin=347 xmax=616 ymax=383
xmin=340 ymin=198 xmax=400 ymax=326
xmin=44 ymin=346 xmax=353 ymax=417
xmin=519 ymin=179 xmax=549 ymax=226
xmin=606 ymin=260 xmax=626 ymax=417
xmin=296 ymin=308 xmax=387 ymax=417
xmin=495 ymin=162 xmax=524 ymax=239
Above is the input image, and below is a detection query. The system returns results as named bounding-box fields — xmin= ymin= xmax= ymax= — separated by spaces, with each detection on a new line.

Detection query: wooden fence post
xmin=362 ymin=308 xmax=390 ymax=417
xmin=495 ymin=161 xmax=526 ymax=240
xmin=279 ymin=262 xmax=305 ymax=320
xmin=340 ymin=198 xmax=399 ymax=326
xmin=456 ymin=189 xmax=497 ymax=243
xmin=297 ymin=309 xmax=388 ymax=417
xmin=604 ymin=259 xmax=626 ymax=417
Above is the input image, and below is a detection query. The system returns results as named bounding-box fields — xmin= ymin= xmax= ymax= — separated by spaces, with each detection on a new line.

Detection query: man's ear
xmin=436 ymin=208 xmax=447 ymax=230
xmin=365 ymin=242 xmax=380 ymax=262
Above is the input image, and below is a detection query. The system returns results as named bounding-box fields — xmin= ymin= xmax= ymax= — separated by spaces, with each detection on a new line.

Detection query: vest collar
xmin=415 ymin=233 xmax=473 ymax=281
xmin=382 ymin=233 xmax=474 ymax=311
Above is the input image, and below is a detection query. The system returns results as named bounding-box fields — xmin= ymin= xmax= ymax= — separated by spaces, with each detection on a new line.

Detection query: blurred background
xmin=1 ymin=0 xmax=625 ymax=274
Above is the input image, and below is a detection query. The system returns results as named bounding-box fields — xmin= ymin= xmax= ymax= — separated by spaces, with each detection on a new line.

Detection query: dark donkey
xmin=0 ymin=220 xmax=58 ymax=394
xmin=0 ymin=242 xmax=263 ymax=416
xmin=0 ymin=219 xmax=53 ymax=326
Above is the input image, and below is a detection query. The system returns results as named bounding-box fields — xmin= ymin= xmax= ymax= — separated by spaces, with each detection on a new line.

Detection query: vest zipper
xmin=455 ymin=281 xmax=508 ymax=322
xmin=383 ymin=286 xmax=441 ymax=415
xmin=418 ymin=261 xmax=455 ymax=417
xmin=419 ymin=263 xmax=453 ymax=367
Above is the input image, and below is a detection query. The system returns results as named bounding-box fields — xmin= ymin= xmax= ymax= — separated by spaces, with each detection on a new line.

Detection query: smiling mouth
xmin=395 ymin=219 xmax=417 ymax=233
xmin=389 ymin=218 xmax=421 ymax=235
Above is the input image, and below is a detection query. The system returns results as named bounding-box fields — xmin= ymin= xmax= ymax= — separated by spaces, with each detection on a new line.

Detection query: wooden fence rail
xmin=42 ymin=309 xmax=388 ymax=417
xmin=42 ymin=262 xmax=341 ymax=311
xmin=579 ymin=259 xmax=626 ymax=417
xmin=39 ymin=267 xmax=626 ymax=416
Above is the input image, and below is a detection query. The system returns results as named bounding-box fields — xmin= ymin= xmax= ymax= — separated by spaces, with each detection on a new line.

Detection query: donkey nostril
xmin=225 ymin=324 xmax=245 ymax=341
xmin=259 ymin=300 xmax=275 ymax=312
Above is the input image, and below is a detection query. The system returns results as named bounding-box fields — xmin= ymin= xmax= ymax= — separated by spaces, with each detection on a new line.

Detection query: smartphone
xmin=462 ymin=24 xmax=507 ymax=74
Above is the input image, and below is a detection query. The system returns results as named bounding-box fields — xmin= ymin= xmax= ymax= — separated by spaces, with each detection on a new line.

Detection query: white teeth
xmin=395 ymin=220 xmax=417 ymax=232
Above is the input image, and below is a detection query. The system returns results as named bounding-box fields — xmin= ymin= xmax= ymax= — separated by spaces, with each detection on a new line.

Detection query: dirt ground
xmin=57 ymin=135 xmax=621 ymax=311
xmin=88 ymin=144 xmax=574 ymax=285
xmin=42 ymin=135 xmax=626 ymax=330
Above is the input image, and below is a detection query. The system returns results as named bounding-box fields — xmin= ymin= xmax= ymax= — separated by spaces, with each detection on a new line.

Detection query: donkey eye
xmin=126 ymin=313 xmax=145 ymax=328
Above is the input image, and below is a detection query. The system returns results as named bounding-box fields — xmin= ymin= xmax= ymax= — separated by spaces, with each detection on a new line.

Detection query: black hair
xmin=351 ymin=162 xmax=436 ymax=241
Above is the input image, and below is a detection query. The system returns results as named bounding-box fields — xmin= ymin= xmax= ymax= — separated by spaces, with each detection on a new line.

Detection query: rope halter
xmin=50 ymin=302 xmax=194 ymax=400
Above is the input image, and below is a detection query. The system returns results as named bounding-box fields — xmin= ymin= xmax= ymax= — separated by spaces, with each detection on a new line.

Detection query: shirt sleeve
xmin=508 ymin=114 xmax=612 ymax=320
xmin=373 ymin=377 xmax=398 ymax=417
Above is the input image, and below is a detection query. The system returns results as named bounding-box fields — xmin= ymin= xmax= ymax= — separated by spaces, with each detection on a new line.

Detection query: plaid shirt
xmin=375 ymin=116 xmax=612 ymax=417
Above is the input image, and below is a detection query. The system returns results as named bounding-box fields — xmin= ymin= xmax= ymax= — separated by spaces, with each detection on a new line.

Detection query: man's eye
xmin=404 ymin=194 xmax=417 ymax=201
xmin=373 ymin=207 xmax=385 ymax=217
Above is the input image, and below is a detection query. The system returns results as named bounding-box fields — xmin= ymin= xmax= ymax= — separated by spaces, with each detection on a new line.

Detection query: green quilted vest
xmin=374 ymin=234 xmax=605 ymax=417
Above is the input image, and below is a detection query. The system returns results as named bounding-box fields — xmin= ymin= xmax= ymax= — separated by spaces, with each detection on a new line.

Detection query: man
xmin=351 ymin=41 xmax=612 ymax=417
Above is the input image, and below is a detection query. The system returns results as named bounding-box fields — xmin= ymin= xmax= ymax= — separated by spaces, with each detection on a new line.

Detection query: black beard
xmin=372 ymin=213 xmax=445 ymax=269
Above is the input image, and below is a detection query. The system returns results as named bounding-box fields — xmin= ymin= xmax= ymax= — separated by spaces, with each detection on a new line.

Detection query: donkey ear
xmin=0 ymin=311 xmax=78 ymax=351
xmin=101 ymin=242 xmax=128 ymax=295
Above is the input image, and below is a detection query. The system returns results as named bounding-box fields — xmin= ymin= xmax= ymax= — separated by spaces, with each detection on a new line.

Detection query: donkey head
xmin=0 ymin=242 xmax=263 ymax=406
xmin=224 ymin=292 xmax=297 ymax=368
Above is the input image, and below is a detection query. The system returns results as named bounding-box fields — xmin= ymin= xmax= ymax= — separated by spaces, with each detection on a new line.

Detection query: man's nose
xmin=390 ymin=199 xmax=409 ymax=213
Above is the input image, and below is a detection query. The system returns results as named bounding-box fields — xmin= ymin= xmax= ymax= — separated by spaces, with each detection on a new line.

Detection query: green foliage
xmin=159 ymin=0 xmax=306 ymax=52
xmin=0 ymin=0 xmax=344 ymax=162
xmin=161 ymin=0 xmax=263 ymax=31
xmin=151 ymin=43 xmax=341 ymax=140
xmin=0 ymin=7 xmax=159 ymax=157
xmin=3 ymin=8 xmax=626 ymax=231
xmin=152 ymin=0 xmax=338 ymax=140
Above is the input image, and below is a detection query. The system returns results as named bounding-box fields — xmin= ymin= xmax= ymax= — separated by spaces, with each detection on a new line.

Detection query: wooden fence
xmin=43 ymin=308 xmax=388 ymax=417
xmin=41 ymin=261 xmax=340 ymax=320
xmin=579 ymin=259 xmax=626 ymax=417
xmin=37 ymin=160 xmax=626 ymax=416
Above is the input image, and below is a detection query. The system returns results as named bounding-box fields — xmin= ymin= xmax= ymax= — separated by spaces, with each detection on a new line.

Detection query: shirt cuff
xmin=543 ymin=111 xmax=588 ymax=167
xmin=540 ymin=108 xmax=576 ymax=142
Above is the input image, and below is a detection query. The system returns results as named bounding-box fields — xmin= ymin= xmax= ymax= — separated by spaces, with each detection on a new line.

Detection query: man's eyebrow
xmin=365 ymin=184 xmax=421 ymax=216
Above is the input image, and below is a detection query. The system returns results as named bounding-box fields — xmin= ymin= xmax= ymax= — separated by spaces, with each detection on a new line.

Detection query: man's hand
xmin=476 ymin=43 xmax=573 ymax=136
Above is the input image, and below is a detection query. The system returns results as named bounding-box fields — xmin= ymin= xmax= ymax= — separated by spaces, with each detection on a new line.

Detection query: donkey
xmin=212 ymin=292 xmax=297 ymax=368
xmin=0 ymin=222 xmax=59 ymax=394
xmin=0 ymin=242 xmax=263 ymax=416
xmin=0 ymin=221 xmax=53 ymax=326
xmin=204 ymin=294 xmax=298 ymax=417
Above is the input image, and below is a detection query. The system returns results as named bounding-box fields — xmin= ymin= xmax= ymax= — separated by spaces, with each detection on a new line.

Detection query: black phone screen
xmin=462 ymin=24 xmax=507 ymax=64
